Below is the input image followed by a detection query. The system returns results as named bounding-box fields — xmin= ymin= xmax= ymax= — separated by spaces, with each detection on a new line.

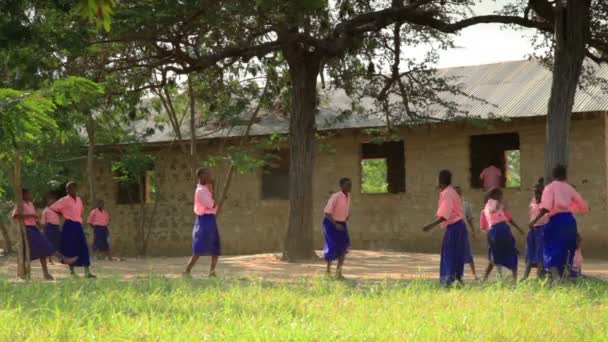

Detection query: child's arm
xmin=529 ymin=209 xmax=549 ymax=228
xmin=325 ymin=213 xmax=345 ymax=230
xmin=422 ymin=218 xmax=446 ymax=232
xmin=509 ymin=220 xmax=524 ymax=235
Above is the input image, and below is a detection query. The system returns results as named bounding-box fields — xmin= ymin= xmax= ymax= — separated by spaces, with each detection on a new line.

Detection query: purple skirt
xmin=24 ymin=226 xmax=56 ymax=260
xmin=44 ymin=223 xmax=62 ymax=251
xmin=192 ymin=215 xmax=221 ymax=256
xmin=93 ymin=226 xmax=110 ymax=252
xmin=440 ymin=220 xmax=468 ymax=285
xmin=487 ymin=222 xmax=518 ymax=271
xmin=60 ymin=220 xmax=91 ymax=267
xmin=525 ymin=225 xmax=544 ymax=265
xmin=322 ymin=218 xmax=350 ymax=261
xmin=543 ymin=212 xmax=577 ymax=275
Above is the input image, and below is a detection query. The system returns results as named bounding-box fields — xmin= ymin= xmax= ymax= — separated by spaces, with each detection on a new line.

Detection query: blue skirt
xmin=440 ymin=220 xmax=468 ymax=285
xmin=93 ymin=226 xmax=110 ymax=252
xmin=192 ymin=215 xmax=221 ymax=256
xmin=487 ymin=222 xmax=518 ymax=271
xmin=322 ymin=218 xmax=350 ymax=261
xmin=60 ymin=220 xmax=91 ymax=267
xmin=44 ymin=223 xmax=62 ymax=251
xmin=24 ymin=226 xmax=56 ymax=260
xmin=525 ymin=226 xmax=544 ymax=265
xmin=543 ymin=212 xmax=577 ymax=275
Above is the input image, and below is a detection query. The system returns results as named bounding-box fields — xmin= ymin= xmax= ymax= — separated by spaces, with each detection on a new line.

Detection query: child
xmin=87 ymin=199 xmax=112 ymax=261
xmin=41 ymin=193 xmax=62 ymax=264
xmin=322 ymin=177 xmax=352 ymax=279
xmin=421 ymin=170 xmax=468 ymax=286
xmin=523 ymin=179 xmax=547 ymax=280
xmin=571 ymin=233 xmax=583 ymax=277
xmin=480 ymin=188 xmax=524 ymax=282
xmin=50 ymin=182 xmax=96 ymax=278
xmin=480 ymin=161 xmax=502 ymax=191
xmin=454 ymin=186 xmax=479 ymax=280
xmin=529 ymin=165 xmax=588 ymax=281
xmin=184 ymin=168 xmax=221 ymax=277
xmin=12 ymin=189 xmax=77 ymax=280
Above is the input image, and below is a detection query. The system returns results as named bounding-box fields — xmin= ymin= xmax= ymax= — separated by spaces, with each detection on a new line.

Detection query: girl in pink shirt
xmin=42 ymin=193 xmax=62 ymax=264
xmin=523 ymin=180 xmax=547 ymax=280
xmin=480 ymin=188 xmax=523 ymax=282
xmin=322 ymin=177 xmax=352 ymax=279
xmin=88 ymin=199 xmax=112 ymax=261
xmin=184 ymin=168 xmax=221 ymax=277
xmin=421 ymin=170 xmax=469 ymax=286
xmin=529 ymin=165 xmax=588 ymax=281
xmin=12 ymin=189 xmax=77 ymax=280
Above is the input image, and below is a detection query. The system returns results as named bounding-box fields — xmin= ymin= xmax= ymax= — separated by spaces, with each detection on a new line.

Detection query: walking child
xmin=421 ymin=170 xmax=468 ymax=286
xmin=322 ymin=177 xmax=352 ymax=279
xmin=529 ymin=165 xmax=588 ymax=281
xmin=454 ymin=186 xmax=479 ymax=280
xmin=522 ymin=179 xmax=547 ymax=280
xmin=41 ymin=193 xmax=62 ymax=265
xmin=12 ymin=189 xmax=77 ymax=280
xmin=50 ymin=182 xmax=96 ymax=278
xmin=87 ymin=200 xmax=112 ymax=261
xmin=184 ymin=168 xmax=221 ymax=277
xmin=480 ymin=188 xmax=524 ymax=282
xmin=480 ymin=161 xmax=502 ymax=191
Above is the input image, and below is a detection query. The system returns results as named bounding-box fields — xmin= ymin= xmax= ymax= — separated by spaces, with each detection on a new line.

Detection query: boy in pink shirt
xmin=479 ymin=188 xmax=523 ymax=282
xmin=422 ymin=170 xmax=469 ymax=286
xmin=88 ymin=199 xmax=112 ymax=261
xmin=184 ymin=168 xmax=221 ymax=277
xmin=12 ymin=189 xmax=77 ymax=280
xmin=322 ymin=177 xmax=352 ymax=279
xmin=50 ymin=182 xmax=96 ymax=278
xmin=480 ymin=162 xmax=503 ymax=191
xmin=530 ymin=165 xmax=588 ymax=281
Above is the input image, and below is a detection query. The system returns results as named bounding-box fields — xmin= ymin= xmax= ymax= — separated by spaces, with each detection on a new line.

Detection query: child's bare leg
xmin=40 ymin=258 xmax=54 ymax=280
xmin=105 ymin=250 xmax=113 ymax=261
xmin=483 ymin=263 xmax=494 ymax=281
xmin=522 ymin=263 xmax=532 ymax=281
xmin=469 ymin=261 xmax=479 ymax=280
xmin=496 ymin=265 xmax=504 ymax=279
xmin=537 ymin=265 xmax=545 ymax=279
xmin=325 ymin=261 xmax=332 ymax=276
xmin=184 ymin=255 xmax=200 ymax=275
xmin=512 ymin=266 xmax=518 ymax=283
xmin=548 ymin=266 xmax=561 ymax=282
xmin=85 ymin=266 xmax=96 ymax=278
xmin=209 ymin=256 xmax=218 ymax=276
xmin=336 ymin=254 xmax=345 ymax=278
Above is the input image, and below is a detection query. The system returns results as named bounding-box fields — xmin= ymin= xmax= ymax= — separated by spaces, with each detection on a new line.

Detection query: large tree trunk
xmin=282 ymin=48 xmax=320 ymax=261
xmin=544 ymin=0 xmax=590 ymax=181
xmin=86 ymin=113 xmax=96 ymax=203
xmin=13 ymin=153 xmax=30 ymax=278
xmin=188 ymin=76 xmax=198 ymax=179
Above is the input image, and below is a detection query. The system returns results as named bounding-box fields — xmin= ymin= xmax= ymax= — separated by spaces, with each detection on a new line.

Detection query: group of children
xmin=11 ymin=182 xmax=113 ymax=279
xmin=12 ymin=164 xmax=588 ymax=285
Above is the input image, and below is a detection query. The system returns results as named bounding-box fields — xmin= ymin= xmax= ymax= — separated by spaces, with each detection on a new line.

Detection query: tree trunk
xmin=0 ymin=219 xmax=12 ymax=255
xmin=544 ymin=0 xmax=590 ymax=181
xmin=86 ymin=113 xmax=96 ymax=203
xmin=188 ymin=76 xmax=198 ymax=179
xmin=282 ymin=48 xmax=320 ymax=261
xmin=13 ymin=153 xmax=30 ymax=278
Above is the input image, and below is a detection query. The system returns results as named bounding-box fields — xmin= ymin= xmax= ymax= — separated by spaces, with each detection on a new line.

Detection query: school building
xmin=88 ymin=60 xmax=608 ymax=258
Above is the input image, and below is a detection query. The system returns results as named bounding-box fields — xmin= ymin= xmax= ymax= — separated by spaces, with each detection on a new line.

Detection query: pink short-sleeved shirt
xmin=50 ymin=195 xmax=84 ymax=223
xmin=324 ymin=191 xmax=350 ymax=222
xmin=480 ymin=199 xmax=511 ymax=230
xmin=540 ymin=181 xmax=588 ymax=217
xmin=480 ymin=166 xmax=502 ymax=190
xmin=529 ymin=199 xmax=549 ymax=227
xmin=12 ymin=201 xmax=38 ymax=226
xmin=436 ymin=186 xmax=463 ymax=229
xmin=88 ymin=208 xmax=110 ymax=226
xmin=41 ymin=207 xmax=61 ymax=225
xmin=194 ymin=184 xmax=217 ymax=216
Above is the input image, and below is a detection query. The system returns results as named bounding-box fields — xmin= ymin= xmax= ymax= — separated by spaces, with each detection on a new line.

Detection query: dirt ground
xmin=1 ymin=250 xmax=608 ymax=281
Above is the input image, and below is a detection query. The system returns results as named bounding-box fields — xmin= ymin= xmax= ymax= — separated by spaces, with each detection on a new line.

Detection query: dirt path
xmin=1 ymin=250 xmax=607 ymax=281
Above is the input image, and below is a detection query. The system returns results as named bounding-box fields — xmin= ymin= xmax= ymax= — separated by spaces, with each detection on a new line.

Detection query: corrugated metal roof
xmin=138 ymin=60 xmax=608 ymax=144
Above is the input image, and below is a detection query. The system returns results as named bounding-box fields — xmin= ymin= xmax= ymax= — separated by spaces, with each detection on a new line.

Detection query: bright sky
xmin=429 ymin=0 xmax=539 ymax=68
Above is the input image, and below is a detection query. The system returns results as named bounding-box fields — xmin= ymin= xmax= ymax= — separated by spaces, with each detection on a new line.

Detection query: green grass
xmin=0 ymin=277 xmax=607 ymax=341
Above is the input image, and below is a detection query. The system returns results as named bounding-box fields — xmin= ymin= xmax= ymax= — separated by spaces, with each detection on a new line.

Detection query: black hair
xmin=438 ymin=170 xmax=452 ymax=186
xmin=339 ymin=177 xmax=351 ymax=187
xmin=196 ymin=168 xmax=209 ymax=178
xmin=552 ymin=164 xmax=567 ymax=180
xmin=22 ymin=188 xmax=30 ymax=196
xmin=487 ymin=187 xmax=503 ymax=200
xmin=47 ymin=192 xmax=58 ymax=200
